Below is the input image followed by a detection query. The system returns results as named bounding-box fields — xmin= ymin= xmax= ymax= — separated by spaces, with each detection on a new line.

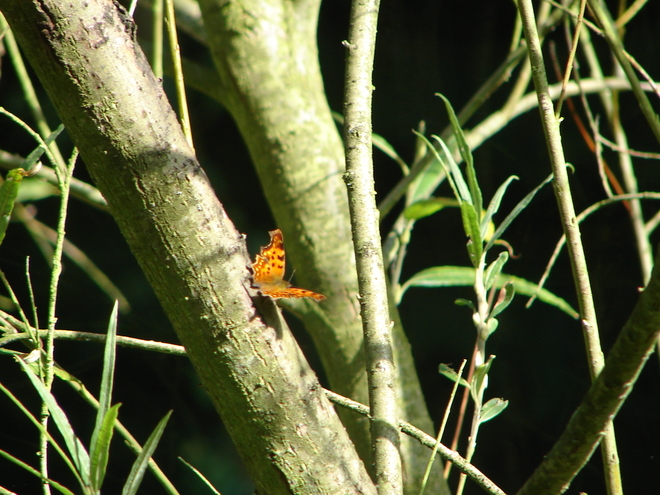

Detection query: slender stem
xmin=517 ymin=1 xmax=622 ymax=493
xmin=151 ymin=0 xmax=164 ymax=79
xmin=165 ymin=0 xmax=193 ymax=149
xmin=343 ymin=0 xmax=401 ymax=493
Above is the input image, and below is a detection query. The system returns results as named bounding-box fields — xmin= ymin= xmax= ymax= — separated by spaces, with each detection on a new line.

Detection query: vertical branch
xmin=342 ymin=1 xmax=402 ymax=494
xmin=516 ymin=1 xmax=622 ymax=493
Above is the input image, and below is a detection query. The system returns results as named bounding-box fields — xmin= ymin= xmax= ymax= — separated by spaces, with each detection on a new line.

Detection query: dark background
xmin=1 ymin=0 xmax=659 ymax=494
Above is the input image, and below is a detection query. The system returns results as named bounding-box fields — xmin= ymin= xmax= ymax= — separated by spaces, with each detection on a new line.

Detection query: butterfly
xmin=251 ymin=229 xmax=326 ymax=301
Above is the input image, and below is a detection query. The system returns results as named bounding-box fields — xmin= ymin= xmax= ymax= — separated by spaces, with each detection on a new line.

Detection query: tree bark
xmin=196 ymin=1 xmax=449 ymax=491
xmin=0 ymin=1 xmax=376 ymax=493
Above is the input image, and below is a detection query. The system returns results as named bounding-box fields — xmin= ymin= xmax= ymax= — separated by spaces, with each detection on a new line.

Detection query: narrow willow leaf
xmin=17 ymin=359 xmax=90 ymax=480
xmin=484 ymin=251 xmax=509 ymax=292
xmin=414 ymin=131 xmax=463 ymax=204
xmin=438 ymin=363 xmax=470 ymax=388
xmin=0 ymin=168 xmax=27 ymax=245
xmin=15 ymin=177 xmax=60 ymax=202
xmin=482 ymin=175 xmax=518 ymax=241
xmin=470 ymin=357 xmax=495 ymax=404
xmin=480 ymin=398 xmax=509 ymax=423
xmin=490 ymin=282 xmax=515 ymax=320
xmin=437 ymin=93 xmax=482 ymax=219
xmin=404 ymin=197 xmax=458 ymax=220
xmin=90 ymin=403 xmax=121 ymax=490
xmin=121 ymin=411 xmax=172 ymax=495
xmin=21 ymin=124 xmax=65 ymax=170
xmin=400 ymin=266 xmax=578 ymax=318
xmin=485 ymin=317 xmax=499 ymax=337
xmin=178 ymin=457 xmax=223 ymax=495
xmin=91 ymin=302 xmax=119 ymax=454
xmin=485 ymin=173 xmax=553 ymax=253
xmin=460 ymin=202 xmax=482 ymax=264
xmin=0 ymin=380 xmax=84 ymax=490
xmin=432 ymin=135 xmax=472 ymax=204
xmin=372 ymin=132 xmax=409 ymax=173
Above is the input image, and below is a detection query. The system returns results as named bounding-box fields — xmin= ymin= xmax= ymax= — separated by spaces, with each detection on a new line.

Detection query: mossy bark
xmin=0 ymin=1 xmax=376 ymax=493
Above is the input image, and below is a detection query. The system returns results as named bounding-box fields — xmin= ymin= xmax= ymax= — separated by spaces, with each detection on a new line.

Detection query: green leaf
xmin=89 ymin=403 xmax=121 ymax=490
xmin=484 ymin=251 xmax=509 ymax=292
xmin=484 ymin=317 xmax=499 ymax=338
xmin=121 ymin=411 xmax=172 ymax=495
xmin=407 ymin=126 xmax=448 ymax=206
xmin=482 ymin=175 xmax=518 ymax=241
xmin=485 ymin=173 xmax=553 ymax=253
xmin=91 ymin=303 xmax=119 ymax=456
xmin=372 ymin=132 xmax=409 ymax=173
xmin=0 ymin=448 xmax=76 ymax=495
xmin=437 ymin=93 xmax=482 ymax=219
xmin=0 ymin=379 xmax=84 ymax=490
xmin=403 ymin=197 xmax=458 ymax=220
xmin=490 ymin=282 xmax=515 ymax=320
xmin=17 ymin=360 xmax=90 ymax=481
xmin=21 ymin=124 xmax=65 ymax=170
xmin=480 ymin=398 xmax=509 ymax=423
xmin=438 ymin=363 xmax=470 ymax=388
xmin=432 ymin=135 xmax=472 ymax=204
xmin=459 ymin=202 xmax=482 ymax=265
xmin=0 ymin=168 xmax=28 ymax=246
xmin=455 ymin=298 xmax=476 ymax=311
xmin=400 ymin=266 xmax=578 ymax=318
xmin=470 ymin=357 xmax=495 ymax=404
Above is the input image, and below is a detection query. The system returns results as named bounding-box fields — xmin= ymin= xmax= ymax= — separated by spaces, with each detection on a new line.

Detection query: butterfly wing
xmin=252 ymin=229 xmax=286 ymax=285
xmin=266 ymin=287 xmax=326 ymax=301
xmin=252 ymin=228 xmax=325 ymax=301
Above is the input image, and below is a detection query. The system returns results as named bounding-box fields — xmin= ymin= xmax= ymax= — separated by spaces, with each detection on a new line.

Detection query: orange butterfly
xmin=251 ymin=229 xmax=326 ymax=301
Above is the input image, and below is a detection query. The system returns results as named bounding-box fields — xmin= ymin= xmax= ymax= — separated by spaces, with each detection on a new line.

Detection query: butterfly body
xmin=252 ymin=229 xmax=326 ymax=301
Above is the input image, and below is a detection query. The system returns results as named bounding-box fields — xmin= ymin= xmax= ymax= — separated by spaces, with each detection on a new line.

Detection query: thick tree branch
xmin=196 ymin=0 xmax=448 ymax=492
xmin=0 ymin=1 xmax=375 ymax=493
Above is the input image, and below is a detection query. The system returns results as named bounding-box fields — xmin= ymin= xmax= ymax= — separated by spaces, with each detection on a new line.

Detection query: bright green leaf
xmin=470 ymin=357 xmax=495 ymax=404
xmin=400 ymin=266 xmax=578 ymax=318
xmin=437 ymin=93 xmax=482 ymax=219
xmin=480 ymin=398 xmax=509 ymax=423
xmin=484 ymin=251 xmax=509 ymax=292
xmin=482 ymin=175 xmax=519 ymax=242
xmin=90 ymin=403 xmax=121 ymax=490
xmin=485 ymin=173 xmax=553 ymax=253
xmin=403 ymin=197 xmax=458 ymax=220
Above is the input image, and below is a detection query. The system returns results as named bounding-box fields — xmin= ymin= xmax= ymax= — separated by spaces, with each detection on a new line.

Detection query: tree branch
xmin=342 ymin=0 xmax=402 ymax=493
xmin=0 ymin=1 xmax=376 ymax=493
